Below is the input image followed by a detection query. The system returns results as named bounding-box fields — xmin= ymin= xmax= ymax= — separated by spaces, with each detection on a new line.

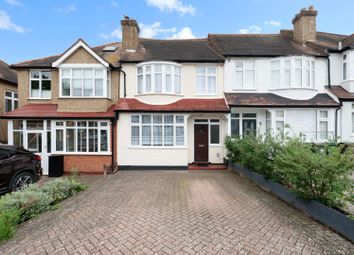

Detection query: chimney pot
xmin=121 ymin=18 xmax=140 ymax=51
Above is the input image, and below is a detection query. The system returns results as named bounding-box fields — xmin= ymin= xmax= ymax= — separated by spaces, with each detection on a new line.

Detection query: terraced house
xmin=2 ymin=6 xmax=354 ymax=174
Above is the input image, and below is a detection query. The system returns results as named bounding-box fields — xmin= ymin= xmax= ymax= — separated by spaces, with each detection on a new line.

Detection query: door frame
xmin=194 ymin=123 xmax=209 ymax=163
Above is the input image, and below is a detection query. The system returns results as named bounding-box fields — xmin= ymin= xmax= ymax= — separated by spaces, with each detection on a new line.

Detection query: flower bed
xmin=0 ymin=177 xmax=87 ymax=242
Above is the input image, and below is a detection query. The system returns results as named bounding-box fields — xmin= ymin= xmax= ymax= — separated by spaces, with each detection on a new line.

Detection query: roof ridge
xmin=140 ymin=37 xmax=207 ymax=42
xmin=208 ymin=33 xmax=281 ymax=37
xmin=12 ymin=54 xmax=61 ymax=66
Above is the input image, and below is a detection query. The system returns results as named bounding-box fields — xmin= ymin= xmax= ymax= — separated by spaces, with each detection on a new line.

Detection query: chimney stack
xmin=292 ymin=6 xmax=317 ymax=44
xmin=121 ymin=16 xmax=140 ymax=51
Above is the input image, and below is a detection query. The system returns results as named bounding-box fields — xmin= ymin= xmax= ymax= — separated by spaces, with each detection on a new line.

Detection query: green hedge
xmin=0 ymin=177 xmax=87 ymax=242
xmin=225 ymin=135 xmax=354 ymax=209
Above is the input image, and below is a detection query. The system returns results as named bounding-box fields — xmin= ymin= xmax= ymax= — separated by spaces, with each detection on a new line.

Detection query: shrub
xmin=274 ymin=140 xmax=354 ymax=207
xmin=0 ymin=177 xmax=87 ymax=242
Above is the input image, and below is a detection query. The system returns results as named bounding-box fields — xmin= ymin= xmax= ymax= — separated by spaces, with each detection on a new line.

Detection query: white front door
xmin=27 ymin=130 xmax=49 ymax=175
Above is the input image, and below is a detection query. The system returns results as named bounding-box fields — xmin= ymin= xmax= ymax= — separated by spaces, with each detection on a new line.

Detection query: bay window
xmin=196 ymin=66 xmax=217 ymax=94
xmin=271 ymin=57 xmax=315 ymax=89
xmin=4 ymin=91 xmax=18 ymax=113
xmin=136 ymin=62 xmax=181 ymax=94
xmin=60 ymin=68 xmax=108 ymax=97
xmin=30 ymin=70 xmax=51 ymax=99
xmin=234 ymin=60 xmax=255 ymax=90
xmin=130 ymin=114 xmax=185 ymax=147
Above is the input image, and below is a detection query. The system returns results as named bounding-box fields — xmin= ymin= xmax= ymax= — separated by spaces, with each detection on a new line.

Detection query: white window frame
xmin=29 ymin=70 xmax=52 ymax=99
xmin=317 ymin=110 xmax=330 ymax=141
xmin=274 ymin=110 xmax=285 ymax=135
xmin=136 ymin=62 xmax=182 ymax=95
xmin=195 ymin=65 xmax=217 ymax=95
xmin=59 ymin=64 xmax=109 ymax=98
xmin=234 ymin=60 xmax=256 ymax=90
xmin=343 ymin=54 xmax=347 ymax=81
xmin=53 ymin=120 xmax=111 ymax=154
xmin=270 ymin=57 xmax=315 ymax=89
xmin=130 ymin=114 xmax=186 ymax=148
xmin=230 ymin=112 xmax=257 ymax=137
xmin=4 ymin=90 xmax=18 ymax=113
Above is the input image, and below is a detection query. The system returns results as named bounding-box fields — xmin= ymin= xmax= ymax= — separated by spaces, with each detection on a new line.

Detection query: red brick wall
xmin=64 ymin=155 xmax=111 ymax=175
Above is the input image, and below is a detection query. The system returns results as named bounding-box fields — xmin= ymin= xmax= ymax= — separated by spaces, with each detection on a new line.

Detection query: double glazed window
xmin=196 ymin=66 xmax=217 ymax=94
xmin=55 ymin=121 xmax=109 ymax=153
xmin=318 ymin=110 xmax=329 ymax=140
xmin=234 ymin=60 xmax=255 ymax=89
xmin=231 ymin=113 xmax=257 ymax=137
xmin=4 ymin=91 xmax=18 ymax=113
xmin=275 ymin=110 xmax=285 ymax=135
xmin=271 ymin=57 xmax=315 ymax=88
xmin=137 ymin=63 xmax=181 ymax=94
xmin=61 ymin=68 xmax=107 ymax=97
xmin=30 ymin=71 xmax=51 ymax=98
xmin=131 ymin=114 xmax=185 ymax=147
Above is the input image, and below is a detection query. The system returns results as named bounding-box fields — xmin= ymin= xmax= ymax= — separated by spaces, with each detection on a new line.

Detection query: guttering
xmin=118 ymin=67 xmax=127 ymax=98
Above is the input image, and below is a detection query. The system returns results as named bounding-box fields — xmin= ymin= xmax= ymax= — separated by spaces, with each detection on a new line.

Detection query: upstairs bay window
xmin=4 ymin=91 xmax=18 ymax=113
xmin=196 ymin=66 xmax=217 ymax=94
xmin=137 ymin=63 xmax=181 ymax=94
xmin=60 ymin=68 xmax=108 ymax=97
xmin=271 ymin=57 xmax=315 ymax=89
xmin=234 ymin=60 xmax=255 ymax=90
xmin=30 ymin=71 xmax=51 ymax=99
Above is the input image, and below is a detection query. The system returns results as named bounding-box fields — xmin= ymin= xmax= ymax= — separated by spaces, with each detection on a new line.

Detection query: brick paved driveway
xmin=0 ymin=171 xmax=353 ymax=255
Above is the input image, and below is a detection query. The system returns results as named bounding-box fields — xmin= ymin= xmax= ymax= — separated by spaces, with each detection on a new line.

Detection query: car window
xmin=0 ymin=149 xmax=10 ymax=160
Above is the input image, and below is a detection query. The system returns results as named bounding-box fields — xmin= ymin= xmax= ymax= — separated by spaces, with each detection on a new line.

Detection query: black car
xmin=0 ymin=145 xmax=42 ymax=194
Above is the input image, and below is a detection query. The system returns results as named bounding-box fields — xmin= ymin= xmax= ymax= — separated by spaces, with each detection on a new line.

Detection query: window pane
xmin=142 ymin=115 xmax=151 ymax=124
xmin=176 ymin=126 xmax=184 ymax=145
xmin=319 ymin=111 xmax=328 ymax=118
xmin=41 ymin=80 xmax=51 ymax=98
xmin=207 ymin=67 xmax=216 ymax=74
xmin=5 ymin=99 xmax=12 ymax=113
xmin=13 ymin=131 xmax=23 ymax=146
xmin=210 ymin=125 xmax=220 ymax=144
xmin=196 ymin=66 xmax=206 ymax=75
xmin=31 ymin=71 xmax=40 ymax=79
xmin=245 ymin=61 xmax=254 ymax=70
xmin=176 ymin=116 xmax=184 ymax=124
xmin=27 ymin=120 xmax=43 ymax=130
xmin=295 ymin=60 xmax=302 ymax=68
xmin=284 ymin=60 xmax=291 ymax=68
xmin=41 ymin=71 xmax=51 ymax=80
xmin=153 ymin=126 xmax=162 ymax=146
xmin=84 ymin=69 xmax=93 ymax=78
xmin=66 ymin=129 xmax=75 ymax=152
xmin=155 ymin=73 xmax=162 ymax=92
xmin=142 ymin=126 xmax=151 ymax=146
xmin=174 ymin=75 xmax=181 ymax=93
xmin=131 ymin=126 xmax=139 ymax=145
xmin=164 ymin=115 xmax=173 ymax=124
xmin=175 ymin=66 xmax=181 ymax=74
xmin=305 ymin=70 xmax=310 ymax=87
xmin=131 ymin=115 xmax=139 ymax=123
xmin=72 ymin=79 xmax=82 ymax=96
xmin=62 ymin=69 xmax=70 ymax=77
xmin=138 ymin=75 xmax=143 ymax=93
xmin=276 ymin=111 xmax=284 ymax=118
xmin=89 ymin=129 xmax=98 ymax=152
xmin=137 ymin=67 xmax=143 ymax=74
xmin=13 ymin=120 xmax=23 ymax=130
xmin=271 ymin=70 xmax=280 ymax=87
xmin=235 ymin=61 xmax=243 ymax=69
xmin=343 ymin=62 xmax=347 ymax=80
xmin=284 ymin=70 xmax=291 ymax=87
xmin=197 ymin=76 xmax=205 ymax=93
xmin=146 ymin=74 xmax=151 ymax=92
xmin=319 ymin=121 xmax=328 ymax=139
xmin=77 ymin=129 xmax=87 ymax=152
xmin=95 ymin=69 xmax=103 ymax=78
xmin=100 ymin=130 xmax=108 ymax=151
xmin=242 ymin=113 xmax=256 ymax=118
xmin=165 ymin=74 xmax=172 ymax=92
xmin=56 ymin=130 xmax=63 ymax=151
xmin=207 ymin=76 xmax=216 ymax=93
xmin=95 ymin=79 xmax=103 ymax=96
xmin=72 ymin=69 xmax=82 ymax=78
xmin=295 ymin=69 xmax=302 ymax=87
xmin=14 ymin=100 xmax=18 ymax=110
xmin=31 ymin=80 xmax=40 ymax=97
xmin=352 ymin=113 xmax=354 ymax=133
xmin=5 ymin=91 xmax=12 ymax=97
xmin=62 ymin=79 xmax=71 ymax=96
xmin=245 ymin=70 xmax=255 ymax=88
xmin=235 ymin=71 xmax=243 ymax=88
xmin=276 ymin=121 xmax=284 ymax=134
xmin=153 ymin=115 xmax=162 ymax=124
xmin=271 ymin=61 xmax=280 ymax=69
xmin=164 ymin=126 xmax=173 ymax=146
xmin=84 ymin=79 xmax=93 ymax=96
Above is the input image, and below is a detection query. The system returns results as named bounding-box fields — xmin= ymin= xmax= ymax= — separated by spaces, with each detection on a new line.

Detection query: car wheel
xmin=11 ymin=172 xmax=35 ymax=192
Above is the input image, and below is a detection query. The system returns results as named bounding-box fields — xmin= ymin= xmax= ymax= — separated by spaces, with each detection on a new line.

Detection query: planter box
xmin=230 ymin=162 xmax=354 ymax=243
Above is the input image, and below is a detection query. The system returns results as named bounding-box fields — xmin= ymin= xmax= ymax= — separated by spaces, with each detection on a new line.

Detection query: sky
xmin=0 ymin=0 xmax=353 ymax=64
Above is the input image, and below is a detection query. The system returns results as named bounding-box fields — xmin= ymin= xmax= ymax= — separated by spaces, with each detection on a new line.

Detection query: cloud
xmin=265 ymin=20 xmax=281 ymax=27
xmin=55 ymin=5 xmax=77 ymax=14
xmin=99 ymin=27 xmax=122 ymax=40
xmin=169 ymin=27 xmax=195 ymax=39
xmin=4 ymin=0 xmax=22 ymax=6
xmin=239 ymin=25 xmax=262 ymax=34
xmin=0 ymin=9 xmax=25 ymax=33
xmin=140 ymin=22 xmax=176 ymax=38
xmin=145 ymin=0 xmax=196 ymax=15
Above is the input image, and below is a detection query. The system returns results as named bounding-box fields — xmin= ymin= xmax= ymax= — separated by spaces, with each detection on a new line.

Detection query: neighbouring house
xmin=0 ymin=60 xmax=18 ymax=143
xmin=1 ymin=6 xmax=353 ymax=174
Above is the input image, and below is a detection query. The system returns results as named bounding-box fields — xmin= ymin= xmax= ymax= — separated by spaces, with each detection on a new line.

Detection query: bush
xmin=0 ymin=177 xmax=87 ymax=243
xmin=225 ymin=135 xmax=354 ymax=208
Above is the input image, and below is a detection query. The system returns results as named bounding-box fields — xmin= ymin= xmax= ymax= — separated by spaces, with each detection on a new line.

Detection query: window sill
xmin=58 ymin=96 xmax=110 ymax=99
xmin=28 ymin=98 xmax=52 ymax=100
xmin=231 ymin=89 xmax=257 ymax=91
xmin=209 ymin=144 xmax=222 ymax=147
xmin=51 ymin=152 xmax=111 ymax=155
xmin=269 ymin=87 xmax=317 ymax=91
xmin=195 ymin=93 xmax=218 ymax=97
xmin=135 ymin=93 xmax=183 ymax=97
xmin=128 ymin=146 xmax=187 ymax=149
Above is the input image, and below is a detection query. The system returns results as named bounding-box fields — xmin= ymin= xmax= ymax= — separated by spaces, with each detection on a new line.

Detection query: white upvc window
xmin=30 ymin=70 xmax=51 ymax=99
xmin=4 ymin=91 xmax=18 ymax=113
xmin=234 ymin=60 xmax=255 ymax=90
xmin=196 ymin=66 xmax=217 ymax=95
xmin=130 ymin=114 xmax=185 ymax=147
xmin=343 ymin=54 xmax=347 ymax=81
xmin=54 ymin=120 xmax=110 ymax=153
xmin=275 ymin=110 xmax=285 ymax=135
xmin=60 ymin=67 xmax=108 ymax=97
xmin=317 ymin=110 xmax=329 ymax=140
xmin=230 ymin=113 xmax=257 ymax=137
xmin=271 ymin=57 xmax=315 ymax=89
xmin=136 ymin=62 xmax=181 ymax=94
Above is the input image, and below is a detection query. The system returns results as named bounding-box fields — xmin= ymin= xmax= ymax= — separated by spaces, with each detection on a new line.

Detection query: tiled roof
xmin=1 ymin=104 xmax=115 ymax=119
xmin=119 ymin=38 xmax=224 ymax=63
xmin=208 ymin=34 xmax=327 ymax=57
xmin=114 ymin=98 xmax=229 ymax=112
xmin=0 ymin=60 xmax=17 ymax=84
xmin=326 ymin=86 xmax=354 ymax=101
xmin=225 ymin=93 xmax=339 ymax=108
xmin=342 ymin=34 xmax=354 ymax=50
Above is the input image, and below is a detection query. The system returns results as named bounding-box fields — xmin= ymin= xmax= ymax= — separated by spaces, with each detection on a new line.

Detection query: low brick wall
xmin=64 ymin=155 xmax=111 ymax=175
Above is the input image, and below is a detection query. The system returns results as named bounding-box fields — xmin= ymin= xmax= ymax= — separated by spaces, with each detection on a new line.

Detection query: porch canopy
xmin=0 ymin=104 xmax=115 ymax=119
xmin=114 ymin=98 xmax=230 ymax=113
xmin=225 ymin=93 xmax=340 ymax=108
